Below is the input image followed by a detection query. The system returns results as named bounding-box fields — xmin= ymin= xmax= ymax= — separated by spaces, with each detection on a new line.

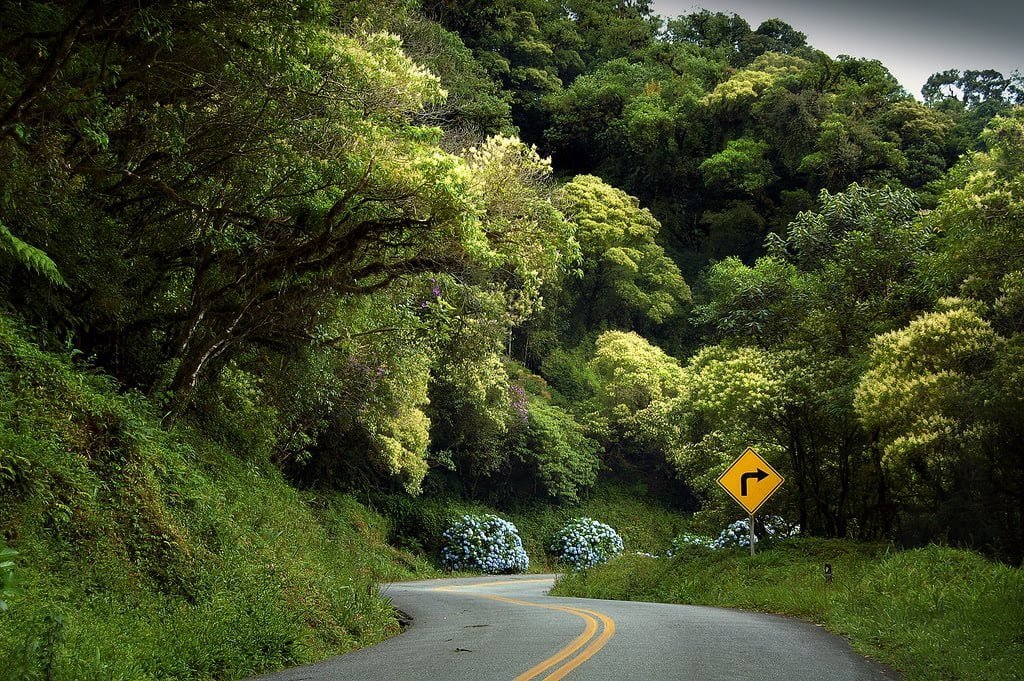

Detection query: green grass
xmin=0 ymin=315 xmax=437 ymax=680
xmin=552 ymin=538 xmax=1024 ymax=681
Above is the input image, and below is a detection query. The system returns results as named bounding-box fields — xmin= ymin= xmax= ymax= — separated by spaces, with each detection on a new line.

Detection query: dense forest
xmin=1 ymin=0 xmax=1022 ymax=581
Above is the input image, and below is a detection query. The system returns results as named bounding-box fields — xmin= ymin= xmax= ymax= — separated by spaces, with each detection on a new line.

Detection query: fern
xmin=0 ymin=221 xmax=66 ymax=287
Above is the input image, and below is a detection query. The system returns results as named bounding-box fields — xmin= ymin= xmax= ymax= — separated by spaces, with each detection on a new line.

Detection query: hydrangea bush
xmin=709 ymin=518 xmax=757 ymax=549
xmin=549 ymin=518 xmax=624 ymax=570
xmin=440 ymin=514 xmax=529 ymax=574
xmin=666 ymin=516 xmax=800 ymax=555
xmin=758 ymin=515 xmax=801 ymax=544
xmin=666 ymin=532 xmax=714 ymax=556
xmin=708 ymin=515 xmax=800 ymax=550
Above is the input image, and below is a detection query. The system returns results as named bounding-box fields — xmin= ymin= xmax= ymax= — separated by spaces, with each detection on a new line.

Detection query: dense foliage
xmin=0 ymin=3 xmax=1021 ymax=674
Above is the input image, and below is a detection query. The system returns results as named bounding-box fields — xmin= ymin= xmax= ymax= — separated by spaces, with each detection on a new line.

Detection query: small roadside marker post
xmin=717 ymin=447 xmax=784 ymax=558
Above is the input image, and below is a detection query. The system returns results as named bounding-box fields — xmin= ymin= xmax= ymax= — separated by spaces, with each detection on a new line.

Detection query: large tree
xmin=0 ymin=3 xmax=495 ymax=423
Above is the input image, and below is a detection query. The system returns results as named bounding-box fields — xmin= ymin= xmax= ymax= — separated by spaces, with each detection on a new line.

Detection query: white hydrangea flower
xmin=550 ymin=518 xmax=624 ymax=570
xmin=441 ymin=514 xmax=529 ymax=573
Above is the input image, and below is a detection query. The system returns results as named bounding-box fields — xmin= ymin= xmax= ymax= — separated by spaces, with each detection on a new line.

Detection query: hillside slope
xmin=0 ymin=316 xmax=434 ymax=680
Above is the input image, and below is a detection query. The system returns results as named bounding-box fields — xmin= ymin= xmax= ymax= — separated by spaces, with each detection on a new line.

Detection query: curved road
xmin=253 ymin=574 xmax=900 ymax=680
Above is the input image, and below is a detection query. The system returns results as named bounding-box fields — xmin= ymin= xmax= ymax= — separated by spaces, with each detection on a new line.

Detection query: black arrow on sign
xmin=740 ymin=469 xmax=769 ymax=496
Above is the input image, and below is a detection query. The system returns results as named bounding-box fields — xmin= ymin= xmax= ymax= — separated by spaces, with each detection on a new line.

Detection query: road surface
xmin=253 ymin=574 xmax=900 ymax=680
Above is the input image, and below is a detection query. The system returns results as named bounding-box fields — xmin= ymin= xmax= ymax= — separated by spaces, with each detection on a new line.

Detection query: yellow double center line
xmin=433 ymin=579 xmax=616 ymax=680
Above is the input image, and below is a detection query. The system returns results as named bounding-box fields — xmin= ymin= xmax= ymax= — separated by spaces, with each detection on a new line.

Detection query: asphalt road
xmin=253 ymin=574 xmax=900 ymax=681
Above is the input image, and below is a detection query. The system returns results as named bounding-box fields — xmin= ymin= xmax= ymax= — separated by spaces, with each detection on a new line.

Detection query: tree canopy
xmin=1 ymin=0 xmax=1021 ymax=560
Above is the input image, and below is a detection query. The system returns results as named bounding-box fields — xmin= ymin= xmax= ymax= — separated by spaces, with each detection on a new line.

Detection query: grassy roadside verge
xmin=551 ymin=539 xmax=1024 ymax=681
xmin=0 ymin=315 xmax=438 ymax=680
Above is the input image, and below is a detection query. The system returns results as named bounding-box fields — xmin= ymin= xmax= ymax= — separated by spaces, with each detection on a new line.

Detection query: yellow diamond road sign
xmin=718 ymin=447 xmax=784 ymax=515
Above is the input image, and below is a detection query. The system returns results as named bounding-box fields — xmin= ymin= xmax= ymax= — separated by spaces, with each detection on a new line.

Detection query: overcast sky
xmin=651 ymin=1 xmax=1024 ymax=98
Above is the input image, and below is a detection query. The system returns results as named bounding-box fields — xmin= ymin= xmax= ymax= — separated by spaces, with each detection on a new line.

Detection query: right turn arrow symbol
xmin=740 ymin=469 xmax=769 ymax=496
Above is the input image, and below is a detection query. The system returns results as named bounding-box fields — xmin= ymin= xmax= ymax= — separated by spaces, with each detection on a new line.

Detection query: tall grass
xmin=553 ymin=538 xmax=1024 ymax=681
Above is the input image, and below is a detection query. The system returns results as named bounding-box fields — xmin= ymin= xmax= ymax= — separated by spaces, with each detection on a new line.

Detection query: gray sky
xmin=651 ymin=1 xmax=1024 ymax=98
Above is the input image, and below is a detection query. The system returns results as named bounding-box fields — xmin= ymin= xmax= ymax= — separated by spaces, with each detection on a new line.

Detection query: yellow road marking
xmin=433 ymin=580 xmax=615 ymax=680
xmin=542 ymin=606 xmax=615 ymax=681
xmin=479 ymin=595 xmax=597 ymax=681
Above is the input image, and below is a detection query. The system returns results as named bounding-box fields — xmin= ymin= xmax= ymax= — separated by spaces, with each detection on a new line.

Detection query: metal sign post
xmin=750 ymin=513 xmax=755 ymax=557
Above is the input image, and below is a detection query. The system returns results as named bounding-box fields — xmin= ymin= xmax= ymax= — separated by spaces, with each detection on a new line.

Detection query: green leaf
xmin=0 ymin=221 xmax=67 ymax=287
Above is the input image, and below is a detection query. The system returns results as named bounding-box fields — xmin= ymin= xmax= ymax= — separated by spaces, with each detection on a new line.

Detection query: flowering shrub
xmin=440 ymin=514 xmax=529 ymax=574
xmin=760 ymin=515 xmax=800 ymax=539
xmin=710 ymin=518 xmax=756 ymax=549
xmin=509 ymin=383 xmax=529 ymax=422
xmin=550 ymin=518 xmax=624 ymax=570
xmin=667 ymin=532 xmax=714 ymax=556
xmin=709 ymin=515 xmax=800 ymax=549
